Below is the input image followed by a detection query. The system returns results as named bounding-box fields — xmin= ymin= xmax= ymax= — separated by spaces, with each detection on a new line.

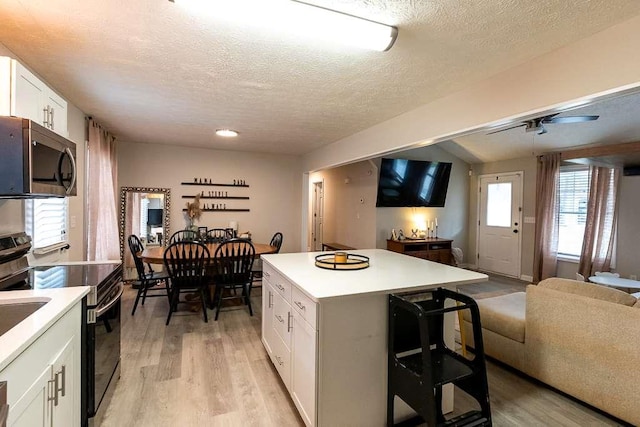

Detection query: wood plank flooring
xmin=101 ymin=283 xmax=627 ymax=426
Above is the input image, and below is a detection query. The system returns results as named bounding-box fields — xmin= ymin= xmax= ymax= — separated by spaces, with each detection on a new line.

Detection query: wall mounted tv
xmin=376 ymin=158 xmax=452 ymax=207
xmin=147 ymin=208 xmax=163 ymax=226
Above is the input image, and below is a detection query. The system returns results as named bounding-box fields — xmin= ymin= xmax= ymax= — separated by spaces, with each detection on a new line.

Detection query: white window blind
xmin=25 ymin=198 xmax=68 ymax=250
xmin=557 ymin=167 xmax=590 ymax=257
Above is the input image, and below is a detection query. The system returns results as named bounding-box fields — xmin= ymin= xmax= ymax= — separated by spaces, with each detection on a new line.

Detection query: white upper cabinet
xmin=0 ymin=57 xmax=68 ymax=137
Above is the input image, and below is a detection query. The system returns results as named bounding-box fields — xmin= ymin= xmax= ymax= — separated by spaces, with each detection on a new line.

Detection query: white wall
xmin=307 ymin=144 xmax=470 ymax=260
xmin=0 ymin=42 xmax=87 ymax=262
xmin=375 ymin=145 xmax=470 ymax=257
xmin=309 ymin=161 xmax=378 ymax=250
xmin=615 ymin=174 xmax=640 ymax=278
xmin=117 ymin=141 xmax=302 ymax=254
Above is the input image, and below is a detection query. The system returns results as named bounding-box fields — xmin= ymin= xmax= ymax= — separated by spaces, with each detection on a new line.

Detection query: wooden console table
xmin=386 ymin=238 xmax=453 ymax=265
xmin=321 ymin=242 xmax=355 ymax=251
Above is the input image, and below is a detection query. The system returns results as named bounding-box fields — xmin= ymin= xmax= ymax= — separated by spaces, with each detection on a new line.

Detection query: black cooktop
xmin=29 ymin=263 xmax=122 ymax=290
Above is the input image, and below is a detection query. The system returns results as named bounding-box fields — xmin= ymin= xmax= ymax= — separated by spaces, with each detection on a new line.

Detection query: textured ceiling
xmin=1 ymin=0 xmax=640 ymax=155
xmin=440 ymin=90 xmax=640 ymax=164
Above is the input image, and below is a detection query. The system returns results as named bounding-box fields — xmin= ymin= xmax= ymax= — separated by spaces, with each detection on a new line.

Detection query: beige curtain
xmin=533 ymin=153 xmax=561 ymax=283
xmin=578 ymin=167 xmax=619 ymax=277
xmin=86 ymin=119 xmax=120 ymax=260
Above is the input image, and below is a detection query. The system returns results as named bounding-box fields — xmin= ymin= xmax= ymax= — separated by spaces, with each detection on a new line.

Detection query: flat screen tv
xmin=147 ymin=208 xmax=163 ymax=226
xmin=376 ymin=158 xmax=452 ymax=207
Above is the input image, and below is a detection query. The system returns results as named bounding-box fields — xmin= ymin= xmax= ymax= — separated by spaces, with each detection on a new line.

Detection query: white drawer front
xmin=273 ymin=290 xmax=292 ymax=349
xmin=269 ymin=328 xmax=291 ymax=391
xmin=291 ymin=286 xmax=317 ymax=330
xmin=263 ymin=264 xmax=291 ymax=302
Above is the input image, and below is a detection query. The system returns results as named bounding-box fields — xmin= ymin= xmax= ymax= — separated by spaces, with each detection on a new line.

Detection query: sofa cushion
xmin=538 ymin=277 xmax=637 ymax=307
xmin=462 ymin=292 xmax=526 ymax=343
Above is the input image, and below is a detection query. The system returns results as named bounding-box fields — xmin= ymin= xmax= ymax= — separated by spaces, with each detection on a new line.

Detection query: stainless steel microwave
xmin=0 ymin=117 xmax=77 ymax=198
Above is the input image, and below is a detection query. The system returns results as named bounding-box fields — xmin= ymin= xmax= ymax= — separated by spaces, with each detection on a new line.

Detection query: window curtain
xmin=86 ymin=119 xmax=119 ymax=260
xmin=578 ymin=166 xmax=619 ymax=277
xmin=533 ymin=153 xmax=561 ymax=283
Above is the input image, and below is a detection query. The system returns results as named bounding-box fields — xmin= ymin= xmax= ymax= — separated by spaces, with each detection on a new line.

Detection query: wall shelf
xmin=181 ymin=195 xmax=249 ymax=200
xmin=182 ymin=208 xmax=250 ymax=212
xmin=181 ymin=182 xmax=249 ymax=188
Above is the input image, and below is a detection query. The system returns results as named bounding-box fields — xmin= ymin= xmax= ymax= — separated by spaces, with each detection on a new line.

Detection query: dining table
xmin=588 ymin=275 xmax=640 ymax=291
xmin=140 ymin=241 xmax=278 ymax=264
xmin=140 ymin=241 xmax=278 ymax=310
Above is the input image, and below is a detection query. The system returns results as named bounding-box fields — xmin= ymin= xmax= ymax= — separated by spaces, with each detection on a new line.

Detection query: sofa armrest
xmin=525 ymin=284 xmax=640 ymax=425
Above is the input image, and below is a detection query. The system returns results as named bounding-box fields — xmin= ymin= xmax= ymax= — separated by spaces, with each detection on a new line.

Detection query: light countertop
xmin=0 ymin=287 xmax=90 ymax=371
xmin=262 ymin=249 xmax=488 ymax=301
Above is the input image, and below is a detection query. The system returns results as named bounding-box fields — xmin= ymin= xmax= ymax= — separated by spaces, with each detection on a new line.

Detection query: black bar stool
xmin=388 ymin=288 xmax=491 ymax=427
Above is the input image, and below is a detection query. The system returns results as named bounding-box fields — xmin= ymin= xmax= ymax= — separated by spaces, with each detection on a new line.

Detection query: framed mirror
xmin=119 ymin=187 xmax=171 ymax=276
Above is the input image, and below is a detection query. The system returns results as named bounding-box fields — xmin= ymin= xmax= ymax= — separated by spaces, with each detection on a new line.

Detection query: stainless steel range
xmin=0 ymin=232 xmax=122 ymax=427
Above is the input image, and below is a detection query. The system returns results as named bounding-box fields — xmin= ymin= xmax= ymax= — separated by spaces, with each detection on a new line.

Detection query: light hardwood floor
xmin=101 ymin=284 xmax=626 ymax=426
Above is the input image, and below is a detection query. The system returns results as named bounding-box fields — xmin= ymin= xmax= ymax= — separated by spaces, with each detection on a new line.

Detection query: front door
xmin=477 ymin=172 xmax=522 ymax=277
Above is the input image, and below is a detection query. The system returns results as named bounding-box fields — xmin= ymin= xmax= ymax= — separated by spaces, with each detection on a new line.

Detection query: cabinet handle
xmin=276 ymin=283 xmax=285 ymax=292
xmin=48 ymin=376 xmax=58 ymax=407
xmin=268 ymin=291 xmax=273 ymax=308
xmin=294 ymin=301 xmax=305 ymax=311
xmin=275 ymin=314 xmax=284 ymax=323
xmin=287 ymin=312 xmax=292 ymax=332
xmin=50 ymin=107 xmax=55 ymax=129
xmin=43 ymin=106 xmax=49 ymax=126
xmin=264 ymin=271 xmax=270 ymax=278
xmin=275 ymin=355 xmax=283 ymax=366
xmin=56 ymin=365 xmax=66 ymax=398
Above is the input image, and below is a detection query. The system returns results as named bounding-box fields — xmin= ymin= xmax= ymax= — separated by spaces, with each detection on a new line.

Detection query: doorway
xmin=477 ymin=172 xmax=522 ymax=278
xmin=311 ymin=181 xmax=324 ymax=251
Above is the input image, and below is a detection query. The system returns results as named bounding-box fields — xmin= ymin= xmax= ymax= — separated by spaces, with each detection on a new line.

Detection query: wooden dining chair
xmin=163 ymin=241 xmax=210 ymax=325
xmin=206 ymin=228 xmax=233 ymax=243
xmin=128 ymin=234 xmax=170 ymax=315
xmin=252 ymin=232 xmax=283 ymax=286
xmin=212 ymin=239 xmax=255 ymax=320
xmin=169 ymin=229 xmax=198 ymax=244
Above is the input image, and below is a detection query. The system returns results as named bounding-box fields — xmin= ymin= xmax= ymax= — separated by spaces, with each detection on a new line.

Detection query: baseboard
xmin=520 ymin=274 xmax=533 ymax=282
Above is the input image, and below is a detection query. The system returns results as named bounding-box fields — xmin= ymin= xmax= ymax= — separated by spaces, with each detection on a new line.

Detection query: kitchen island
xmin=260 ymin=249 xmax=487 ymax=426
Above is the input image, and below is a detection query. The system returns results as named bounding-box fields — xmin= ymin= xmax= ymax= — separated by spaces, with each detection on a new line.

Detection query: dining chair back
xmin=270 ymin=232 xmax=284 ymax=253
xmin=169 ymin=229 xmax=198 ymax=244
xmin=163 ymin=241 xmax=210 ymax=325
xmin=206 ymin=228 xmax=233 ymax=243
xmin=212 ymin=239 xmax=256 ymax=320
xmin=252 ymin=232 xmax=283 ymax=286
xmin=128 ymin=234 xmax=171 ymax=315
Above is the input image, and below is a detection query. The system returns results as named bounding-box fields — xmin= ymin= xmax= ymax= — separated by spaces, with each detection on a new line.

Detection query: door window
xmin=486 ymin=182 xmax=512 ymax=227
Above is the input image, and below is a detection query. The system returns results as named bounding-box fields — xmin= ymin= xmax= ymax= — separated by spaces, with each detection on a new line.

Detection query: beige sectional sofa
xmin=462 ymin=277 xmax=640 ymax=425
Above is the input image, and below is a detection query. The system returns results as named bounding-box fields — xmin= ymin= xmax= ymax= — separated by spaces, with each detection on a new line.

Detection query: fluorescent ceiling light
xmin=169 ymin=0 xmax=398 ymax=51
xmin=215 ymin=129 xmax=239 ymax=137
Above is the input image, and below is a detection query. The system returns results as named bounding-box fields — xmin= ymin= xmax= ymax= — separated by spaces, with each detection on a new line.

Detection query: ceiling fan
xmin=487 ymin=113 xmax=599 ymax=135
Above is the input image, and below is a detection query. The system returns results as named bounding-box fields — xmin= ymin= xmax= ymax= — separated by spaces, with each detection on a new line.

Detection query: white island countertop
xmin=262 ymin=249 xmax=488 ymax=301
xmin=0 ymin=287 xmax=90 ymax=371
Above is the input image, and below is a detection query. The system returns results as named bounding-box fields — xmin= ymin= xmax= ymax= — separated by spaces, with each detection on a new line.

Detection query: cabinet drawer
xmin=273 ymin=291 xmax=292 ymax=349
xmin=263 ymin=264 xmax=291 ymax=302
xmin=291 ymin=286 xmax=317 ymax=329
xmin=408 ymin=250 xmax=429 ymax=260
xmin=269 ymin=329 xmax=291 ymax=391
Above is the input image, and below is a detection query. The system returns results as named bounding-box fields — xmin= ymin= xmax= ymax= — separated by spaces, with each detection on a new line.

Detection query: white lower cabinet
xmin=291 ymin=311 xmax=317 ymax=426
xmin=262 ymin=264 xmax=318 ymax=426
xmin=0 ymin=301 xmax=81 ymax=427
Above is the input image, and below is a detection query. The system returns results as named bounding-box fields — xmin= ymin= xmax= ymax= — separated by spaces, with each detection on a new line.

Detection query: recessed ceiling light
xmin=215 ymin=129 xmax=239 ymax=137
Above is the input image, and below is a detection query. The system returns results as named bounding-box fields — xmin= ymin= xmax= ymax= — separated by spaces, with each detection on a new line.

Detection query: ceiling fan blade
xmin=487 ymin=123 xmax=526 ymax=135
xmin=542 ymin=115 xmax=599 ymax=124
